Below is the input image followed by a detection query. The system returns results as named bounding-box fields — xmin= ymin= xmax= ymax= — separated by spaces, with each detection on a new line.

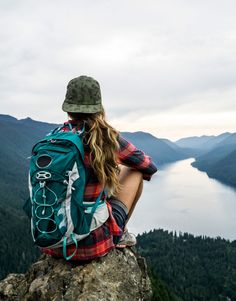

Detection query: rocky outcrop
xmin=0 ymin=248 xmax=152 ymax=301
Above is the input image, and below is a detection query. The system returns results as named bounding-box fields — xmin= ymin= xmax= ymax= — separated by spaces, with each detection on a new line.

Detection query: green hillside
xmin=0 ymin=206 xmax=40 ymax=279
xmin=137 ymin=229 xmax=236 ymax=301
xmin=206 ymin=150 xmax=236 ymax=187
xmin=192 ymin=144 xmax=236 ymax=187
xmin=0 ymin=115 xmax=57 ymax=279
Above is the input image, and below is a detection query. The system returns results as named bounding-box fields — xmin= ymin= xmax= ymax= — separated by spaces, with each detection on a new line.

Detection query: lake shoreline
xmin=129 ymin=158 xmax=236 ymax=241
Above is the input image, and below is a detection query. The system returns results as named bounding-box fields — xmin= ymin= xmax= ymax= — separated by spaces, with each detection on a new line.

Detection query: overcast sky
xmin=1 ymin=0 xmax=236 ymax=140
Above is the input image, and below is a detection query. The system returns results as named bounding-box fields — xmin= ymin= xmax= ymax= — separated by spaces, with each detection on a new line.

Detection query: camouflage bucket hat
xmin=62 ymin=75 xmax=102 ymax=113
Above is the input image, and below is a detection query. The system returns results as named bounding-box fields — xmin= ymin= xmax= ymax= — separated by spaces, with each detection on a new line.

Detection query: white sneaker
xmin=116 ymin=229 xmax=137 ymax=248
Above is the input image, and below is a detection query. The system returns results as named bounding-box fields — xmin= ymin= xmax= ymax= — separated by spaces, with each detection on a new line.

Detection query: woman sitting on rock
xmin=42 ymin=75 xmax=157 ymax=261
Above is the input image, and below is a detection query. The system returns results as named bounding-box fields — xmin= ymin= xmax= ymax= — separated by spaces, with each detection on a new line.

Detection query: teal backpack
xmin=23 ymin=123 xmax=104 ymax=260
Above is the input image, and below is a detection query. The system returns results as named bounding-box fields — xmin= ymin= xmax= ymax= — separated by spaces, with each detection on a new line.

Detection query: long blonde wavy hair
xmin=68 ymin=107 xmax=121 ymax=197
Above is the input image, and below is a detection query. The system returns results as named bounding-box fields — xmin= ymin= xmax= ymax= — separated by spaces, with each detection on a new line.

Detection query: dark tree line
xmin=0 ymin=206 xmax=40 ymax=280
xmin=137 ymin=229 xmax=236 ymax=301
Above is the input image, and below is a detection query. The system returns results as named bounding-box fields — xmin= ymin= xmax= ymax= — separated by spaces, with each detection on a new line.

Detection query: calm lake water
xmin=129 ymin=158 xmax=236 ymax=241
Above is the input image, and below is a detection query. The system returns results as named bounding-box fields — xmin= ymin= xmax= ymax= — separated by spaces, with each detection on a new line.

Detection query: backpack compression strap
xmin=62 ymin=189 xmax=104 ymax=261
xmin=63 ymin=233 xmax=78 ymax=261
xmin=50 ymin=121 xmax=85 ymax=135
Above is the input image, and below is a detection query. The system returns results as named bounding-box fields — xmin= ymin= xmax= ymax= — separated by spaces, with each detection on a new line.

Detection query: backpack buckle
xmin=39 ymin=181 xmax=46 ymax=188
xmin=49 ymin=139 xmax=56 ymax=143
xmin=36 ymin=171 xmax=52 ymax=180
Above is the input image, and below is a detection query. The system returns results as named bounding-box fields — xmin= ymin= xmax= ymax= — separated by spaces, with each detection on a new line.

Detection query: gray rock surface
xmin=0 ymin=248 xmax=152 ymax=301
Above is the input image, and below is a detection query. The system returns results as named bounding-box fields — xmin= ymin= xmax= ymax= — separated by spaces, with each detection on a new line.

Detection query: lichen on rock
xmin=0 ymin=248 xmax=152 ymax=301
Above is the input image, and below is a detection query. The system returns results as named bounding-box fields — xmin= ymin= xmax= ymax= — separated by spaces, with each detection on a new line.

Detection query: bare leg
xmin=116 ymin=164 xmax=143 ymax=223
xmin=126 ymin=180 xmax=143 ymax=224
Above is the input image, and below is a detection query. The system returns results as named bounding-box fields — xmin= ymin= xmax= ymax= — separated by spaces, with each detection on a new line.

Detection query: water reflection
xmin=129 ymin=158 xmax=236 ymax=241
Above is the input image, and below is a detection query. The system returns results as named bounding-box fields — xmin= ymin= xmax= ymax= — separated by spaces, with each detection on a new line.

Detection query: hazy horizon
xmin=1 ymin=112 xmax=235 ymax=142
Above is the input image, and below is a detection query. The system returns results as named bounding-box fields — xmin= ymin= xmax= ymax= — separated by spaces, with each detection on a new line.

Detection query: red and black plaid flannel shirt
xmin=42 ymin=120 xmax=157 ymax=261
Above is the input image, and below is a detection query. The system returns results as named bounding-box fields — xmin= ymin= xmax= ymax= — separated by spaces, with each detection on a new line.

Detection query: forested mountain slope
xmin=191 ymin=144 xmax=236 ymax=187
xmin=137 ymin=229 xmax=236 ymax=301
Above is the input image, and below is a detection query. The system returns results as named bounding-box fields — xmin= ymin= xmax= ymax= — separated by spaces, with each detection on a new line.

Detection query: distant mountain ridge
xmin=191 ymin=143 xmax=236 ymax=187
xmin=205 ymin=149 xmax=236 ymax=187
xmin=1 ymin=113 xmax=235 ymax=189
xmin=175 ymin=132 xmax=233 ymax=151
xmin=0 ymin=113 xmax=191 ymax=212
xmin=121 ymin=131 xmax=189 ymax=165
xmin=175 ymin=131 xmax=236 ymax=187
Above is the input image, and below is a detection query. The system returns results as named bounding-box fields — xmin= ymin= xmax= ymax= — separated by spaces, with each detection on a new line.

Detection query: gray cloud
xmin=0 ymin=0 xmax=235 ymax=138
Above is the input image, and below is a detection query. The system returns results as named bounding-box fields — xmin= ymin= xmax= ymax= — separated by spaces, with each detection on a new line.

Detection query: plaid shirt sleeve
xmin=117 ymin=134 xmax=158 ymax=181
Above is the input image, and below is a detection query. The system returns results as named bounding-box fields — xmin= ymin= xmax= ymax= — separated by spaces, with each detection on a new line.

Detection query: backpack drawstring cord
xmin=33 ymin=181 xmax=58 ymax=234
